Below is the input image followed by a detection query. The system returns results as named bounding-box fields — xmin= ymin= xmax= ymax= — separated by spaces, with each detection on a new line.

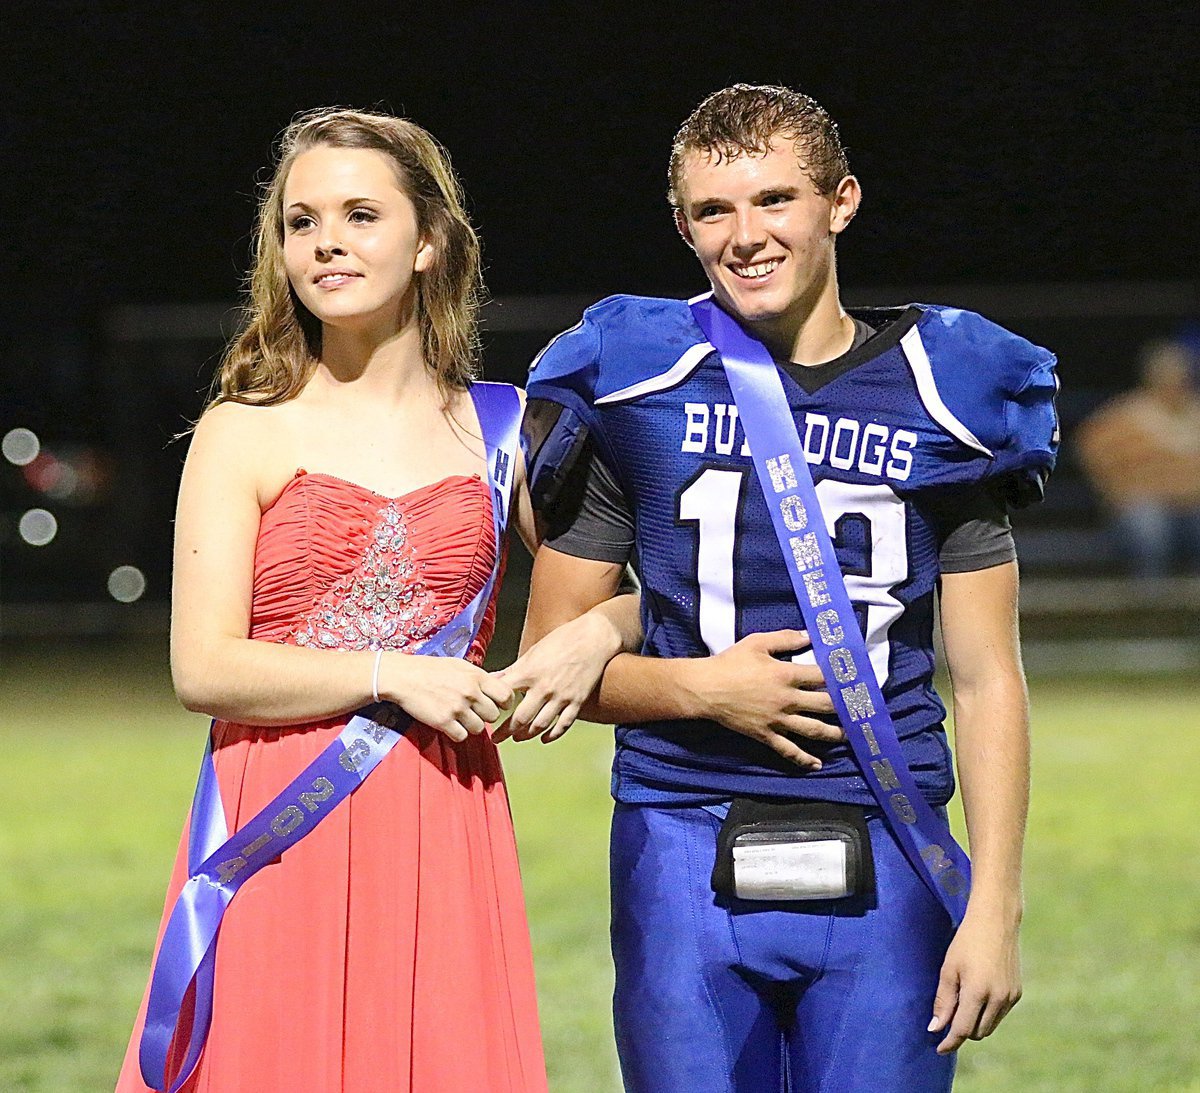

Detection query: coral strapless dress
xmin=116 ymin=471 xmax=546 ymax=1093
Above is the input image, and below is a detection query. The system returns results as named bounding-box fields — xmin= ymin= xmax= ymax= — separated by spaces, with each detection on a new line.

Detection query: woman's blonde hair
xmin=210 ymin=108 xmax=483 ymax=409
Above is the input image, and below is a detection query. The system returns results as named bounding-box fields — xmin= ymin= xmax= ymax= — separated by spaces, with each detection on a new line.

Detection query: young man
xmin=508 ymin=84 xmax=1058 ymax=1092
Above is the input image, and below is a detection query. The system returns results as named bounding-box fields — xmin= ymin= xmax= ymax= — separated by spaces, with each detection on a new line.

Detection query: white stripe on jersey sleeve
xmin=595 ymin=341 xmax=715 ymax=405
xmin=899 ymin=326 xmax=994 ymax=457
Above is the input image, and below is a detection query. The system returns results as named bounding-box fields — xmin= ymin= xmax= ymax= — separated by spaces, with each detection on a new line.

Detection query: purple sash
xmin=689 ymin=296 xmax=971 ymax=925
xmin=139 ymin=382 xmax=521 ymax=1091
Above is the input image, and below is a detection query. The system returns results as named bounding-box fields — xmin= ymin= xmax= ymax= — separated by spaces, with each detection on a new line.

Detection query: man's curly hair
xmin=668 ymin=84 xmax=850 ymax=207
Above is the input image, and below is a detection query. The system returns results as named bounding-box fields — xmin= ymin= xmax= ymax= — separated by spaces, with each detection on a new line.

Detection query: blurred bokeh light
xmin=18 ymin=508 xmax=58 ymax=547
xmin=107 ymin=565 xmax=148 ymax=603
xmin=2 ymin=427 xmax=40 ymax=467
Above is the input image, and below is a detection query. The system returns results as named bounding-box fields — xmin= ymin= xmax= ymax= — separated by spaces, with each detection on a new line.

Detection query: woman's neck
xmin=313 ymin=315 xmax=436 ymax=408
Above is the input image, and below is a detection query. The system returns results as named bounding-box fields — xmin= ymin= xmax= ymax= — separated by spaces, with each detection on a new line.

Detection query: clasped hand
xmin=378 ymin=612 xmax=623 ymax=745
xmin=490 ymin=612 xmax=624 ymax=743
xmin=379 ymin=655 xmax=512 ymax=743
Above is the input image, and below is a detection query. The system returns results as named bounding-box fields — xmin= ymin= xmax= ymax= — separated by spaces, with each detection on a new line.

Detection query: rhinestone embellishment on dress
xmin=292 ymin=502 xmax=437 ymax=651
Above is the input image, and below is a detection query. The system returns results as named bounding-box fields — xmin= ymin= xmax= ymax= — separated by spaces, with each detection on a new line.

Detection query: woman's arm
xmin=928 ymin=560 xmax=1029 ymax=1054
xmin=169 ymin=404 xmax=509 ymax=737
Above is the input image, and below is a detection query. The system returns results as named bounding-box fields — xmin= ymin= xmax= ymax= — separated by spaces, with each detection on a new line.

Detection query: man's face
xmin=674 ymin=138 xmax=858 ymax=333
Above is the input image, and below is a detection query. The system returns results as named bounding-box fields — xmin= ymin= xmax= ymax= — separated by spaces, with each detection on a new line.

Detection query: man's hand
xmin=491 ymin=608 xmax=627 ymax=744
xmin=683 ymin=629 xmax=842 ymax=771
xmin=928 ymin=909 xmax=1023 ymax=1054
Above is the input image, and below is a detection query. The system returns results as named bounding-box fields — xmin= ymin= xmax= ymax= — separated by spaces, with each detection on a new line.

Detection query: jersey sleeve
xmin=541 ymin=439 xmax=636 ymax=564
xmin=931 ymin=487 xmax=1017 ymax=572
xmin=996 ymin=347 xmax=1059 ymax=507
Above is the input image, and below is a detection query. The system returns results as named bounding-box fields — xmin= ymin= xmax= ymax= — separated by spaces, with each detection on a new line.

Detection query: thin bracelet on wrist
xmin=371 ymin=648 xmax=385 ymax=703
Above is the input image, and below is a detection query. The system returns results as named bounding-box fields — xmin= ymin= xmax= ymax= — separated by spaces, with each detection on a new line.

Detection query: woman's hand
xmin=490 ymin=611 xmax=626 ymax=743
xmin=380 ymin=654 xmax=513 ymax=743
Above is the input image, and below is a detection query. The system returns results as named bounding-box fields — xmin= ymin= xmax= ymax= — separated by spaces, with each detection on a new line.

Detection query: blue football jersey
xmin=526 ymin=295 xmax=1058 ymax=807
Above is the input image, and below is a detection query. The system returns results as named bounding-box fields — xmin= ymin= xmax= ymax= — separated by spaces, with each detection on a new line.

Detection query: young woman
xmin=116 ymin=108 xmax=630 ymax=1093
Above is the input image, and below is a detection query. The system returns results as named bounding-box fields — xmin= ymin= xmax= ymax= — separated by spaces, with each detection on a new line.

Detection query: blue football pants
xmin=610 ymin=802 xmax=957 ymax=1092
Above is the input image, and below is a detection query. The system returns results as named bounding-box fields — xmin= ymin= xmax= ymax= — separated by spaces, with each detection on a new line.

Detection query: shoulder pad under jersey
xmin=907 ymin=305 xmax=1060 ymax=506
xmin=524 ymin=294 xmax=709 ymax=509
xmin=527 ymin=295 xmax=709 ymax=406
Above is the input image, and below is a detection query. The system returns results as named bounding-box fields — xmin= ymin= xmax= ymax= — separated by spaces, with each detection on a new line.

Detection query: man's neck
xmin=749 ymin=290 xmax=855 ymax=367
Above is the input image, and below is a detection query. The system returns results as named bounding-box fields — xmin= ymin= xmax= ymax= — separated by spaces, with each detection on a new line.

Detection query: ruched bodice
xmin=250 ymin=471 xmax=500 ymax=665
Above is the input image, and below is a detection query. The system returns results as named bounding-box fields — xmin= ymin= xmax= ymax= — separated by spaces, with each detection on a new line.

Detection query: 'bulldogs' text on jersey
xmin=678 ymin=401 xmax=920 ymax=482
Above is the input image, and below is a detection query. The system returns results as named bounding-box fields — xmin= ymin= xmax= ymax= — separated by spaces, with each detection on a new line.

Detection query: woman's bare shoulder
xmin=194 ymin=397 xmax=306 ymax=444
xmin=187 ymin=400 xmax=302 ymax=505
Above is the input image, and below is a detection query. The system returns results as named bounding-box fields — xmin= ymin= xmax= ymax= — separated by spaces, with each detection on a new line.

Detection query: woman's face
xmin=282 ymin=145 xmax=433 ymax=334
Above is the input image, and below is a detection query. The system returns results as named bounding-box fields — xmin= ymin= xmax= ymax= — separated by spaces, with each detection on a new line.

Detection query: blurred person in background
xmin=1076 ymin=338 xmax=1200 ymax=577
xmin=116 ymin=108 xmax=636 ymax=1093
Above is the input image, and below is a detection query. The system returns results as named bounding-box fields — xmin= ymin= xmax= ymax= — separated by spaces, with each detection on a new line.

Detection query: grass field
xmin=1 ymin=637 xmax=1198 ymax=1092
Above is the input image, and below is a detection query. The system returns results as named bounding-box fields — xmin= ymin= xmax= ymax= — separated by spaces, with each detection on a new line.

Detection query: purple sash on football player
xmin=139 ymin=382 xmax=521 ymax=1092
xmin=690 ymin=294 xmax=972 ymax=925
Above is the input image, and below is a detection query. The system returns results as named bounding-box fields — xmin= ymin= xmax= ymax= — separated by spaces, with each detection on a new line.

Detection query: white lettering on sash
xmin=207 ymin=723 xmax=403 ymax=892
xmin=841 ymin=682 xmax=875 ymax=720
xmin=803 ymin=570 xmax=830 ymax=607
xmin=493 ymin=447 xmax=510 ymax=486
xmin=871 ymin=758 xmax=901 ymax=790
xmin=339 ymin=739 xmax=371 ymax=772
xmin=921 ymin=844 xmax=969 ymax=895
xmin=828 ymin=647 xmax=857 ymax=683
xmin=766 ymin=453 xmax=798 ymax=492
xmin=271 ymin=805 xmax=305 ymax=837
xmin=217 ymin=857 xmax=248 ymax=885
xmin=242 ymin=832 xmax=274 ymax=857
xmin=816 ymin=609 xmax=843 ymax=646
xmin=780 ymin=494 xmax=807 ymax=531
xmin=299 ymin=777 xmax=336 ymax=813
xmin=789 ymin=532 xmax=821 ymax=571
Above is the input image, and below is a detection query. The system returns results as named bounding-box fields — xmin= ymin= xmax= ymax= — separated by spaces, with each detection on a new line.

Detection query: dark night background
xmin=2 ymin=1 xmax=1198 ymax=614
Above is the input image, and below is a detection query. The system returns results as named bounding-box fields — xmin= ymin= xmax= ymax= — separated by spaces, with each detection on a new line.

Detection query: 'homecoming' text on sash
xmin=689 ymin=295 xmax=971 ymax=925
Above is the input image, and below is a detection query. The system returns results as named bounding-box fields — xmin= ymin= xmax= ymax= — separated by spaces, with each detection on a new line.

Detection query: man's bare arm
xmin=928 ymin=561 xmax=1029 ymax=1054
xmin=502 ymin=545 xmax=842 ymax=768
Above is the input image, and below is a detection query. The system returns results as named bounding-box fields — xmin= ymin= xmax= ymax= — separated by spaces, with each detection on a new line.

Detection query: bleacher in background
xmin=3 ymin=282 xmax=1198 ymax=676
